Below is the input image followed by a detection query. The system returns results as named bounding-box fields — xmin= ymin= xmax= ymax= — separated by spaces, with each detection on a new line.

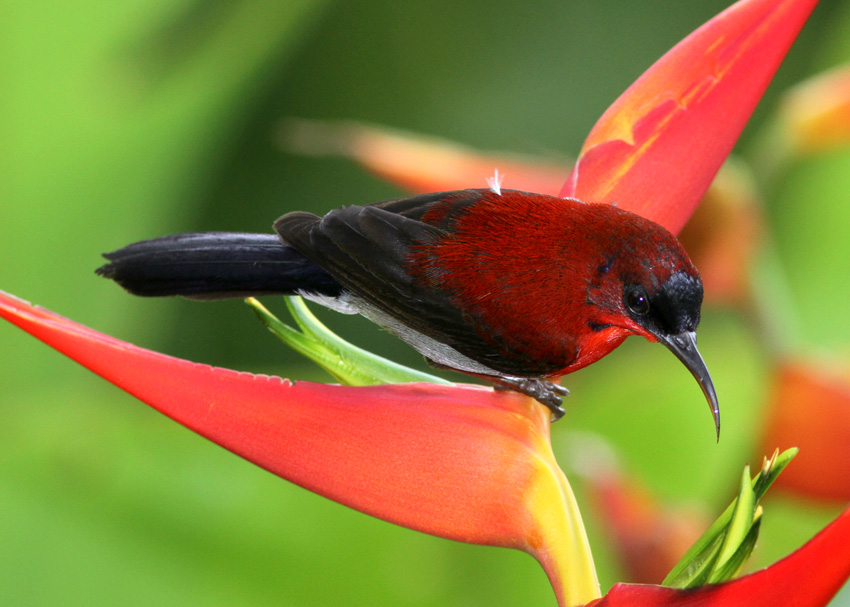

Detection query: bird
xmin=97 ymin=187 xmax=720 ymax=436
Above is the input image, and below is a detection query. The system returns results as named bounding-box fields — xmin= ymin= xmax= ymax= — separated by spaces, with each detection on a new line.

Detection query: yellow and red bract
xmin=563 ymin=0 xmax=819 ymax=235
xmin=0 ymin=290 xmax=599 ymax=606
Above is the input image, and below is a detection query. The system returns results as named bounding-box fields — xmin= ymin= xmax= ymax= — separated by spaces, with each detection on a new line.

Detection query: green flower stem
xmin=246 ymin=296 xmax=451 ymax=387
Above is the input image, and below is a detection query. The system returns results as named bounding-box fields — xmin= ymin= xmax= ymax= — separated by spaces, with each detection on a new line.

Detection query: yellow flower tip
xmin=779 ymin=65 xmax=850 ymax=154
xmin=501 ymin=416 xmax=601 ymax=607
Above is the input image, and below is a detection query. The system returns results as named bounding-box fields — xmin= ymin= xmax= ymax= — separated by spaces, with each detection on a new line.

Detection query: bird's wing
xmin=368 ymin=188 xmax=482 ymax=223
xmin=274 ymin=189 xmax=554 ymax=376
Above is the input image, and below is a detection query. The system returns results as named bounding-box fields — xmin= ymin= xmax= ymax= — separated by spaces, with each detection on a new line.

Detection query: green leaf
xmin=709 ymin=509 xmax=763 ymax=584
xmin=663 ymin=448 xmax=798 ymax=588
xmin=714 ymin=465 xmax=757 ymax=570
xmin=247 ymin=296 xmax=451 ymax=387
xmin=662 ymin=501 xmax=732 ymax=588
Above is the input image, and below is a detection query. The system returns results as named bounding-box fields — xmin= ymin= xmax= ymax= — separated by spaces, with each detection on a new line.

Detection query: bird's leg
xmin=423 ymin=358 xmax=568 ymax=421
xmin=488 ymin=376 xmax=570 ymax=422
xmin=492 ymin=377 xmax=568 ymax=421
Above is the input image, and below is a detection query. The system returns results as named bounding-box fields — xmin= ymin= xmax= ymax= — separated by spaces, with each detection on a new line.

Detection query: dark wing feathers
xmin=273 ymin=189 xmax=559 ymax=377
xmin=274 ymin=191 xmax=503 ymax=359
xmin=275 ymin=203 xmax=442 ymax=300
xmin=369 ymin=188 xmax=485 ymax=221
xmin=367 ymin=189 xmax=459 ymax=220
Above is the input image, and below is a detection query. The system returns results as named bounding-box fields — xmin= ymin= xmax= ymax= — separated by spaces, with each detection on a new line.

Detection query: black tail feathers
xmin=96 ymin=232 xmax=341 ymax=300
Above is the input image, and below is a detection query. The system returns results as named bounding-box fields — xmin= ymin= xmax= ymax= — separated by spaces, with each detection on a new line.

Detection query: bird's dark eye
xmin=626 ymin=287 xmax=650 ymax=316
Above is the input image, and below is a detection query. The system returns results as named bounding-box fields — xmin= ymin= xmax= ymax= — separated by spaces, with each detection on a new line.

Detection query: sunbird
xmin=97 ymin=188 xmax=719 ymax=436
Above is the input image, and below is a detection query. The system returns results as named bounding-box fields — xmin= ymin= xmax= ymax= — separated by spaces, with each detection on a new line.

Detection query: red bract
xmin=0 ymin=290 xmax=599 ymax=606
xmin=587 ymin=504 xmax=850 ymax=606
xmin=763 ymin=360 xmax=850 ymax=502
xmin=562 ymin=0 xmax=819 ymax=235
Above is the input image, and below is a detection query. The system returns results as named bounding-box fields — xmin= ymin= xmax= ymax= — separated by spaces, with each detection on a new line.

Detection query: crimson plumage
xmin=98 ymin=188 xmax=719 ymax=434
xmin=407 ymin=190 xmax=695 ymax=374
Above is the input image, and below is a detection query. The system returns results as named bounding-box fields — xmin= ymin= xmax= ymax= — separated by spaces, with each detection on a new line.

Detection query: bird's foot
xmin=422 ymin=358 xmax=569 ymax=421
xmin=493 ymin=377 xmax=569 ymax=421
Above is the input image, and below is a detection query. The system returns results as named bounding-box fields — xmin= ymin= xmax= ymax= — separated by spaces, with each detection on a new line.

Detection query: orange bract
xmin=764 ymin=360 xmax=850 ymax=502
xmin=0 ymin=289 xmax=600 ymax=606
xmin=563 ymin=0 xmax=819 ymax=235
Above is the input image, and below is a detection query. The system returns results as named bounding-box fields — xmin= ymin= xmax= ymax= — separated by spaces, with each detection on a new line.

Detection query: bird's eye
xmin=626 ymin=287 xmax=650 ymax=316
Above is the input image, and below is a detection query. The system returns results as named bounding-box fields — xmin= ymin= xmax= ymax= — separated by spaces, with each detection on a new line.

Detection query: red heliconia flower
xmin=778 ymin=63 xmax=850 ymax=154
xmin=563 ymin=0 xmax=819 ymax=235
xmin=586 ymin=503 xmax=850 ymax=607
xmin=5 ymin=294 xmax=850 ymax=607
xmin=763 ymin=359 xmax=850 ymax=502
xmin=0 ymin=290 xmax=600 ymax=606
xmin=0 ymin=0 xmax=834 ymax=606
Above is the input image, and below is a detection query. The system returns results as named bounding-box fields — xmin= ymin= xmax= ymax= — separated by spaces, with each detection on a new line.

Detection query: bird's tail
xmin=96 ymin=232 xmax=341 ymax=300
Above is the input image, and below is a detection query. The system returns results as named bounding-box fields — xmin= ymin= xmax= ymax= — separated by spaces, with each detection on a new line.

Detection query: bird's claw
xmin=425 ymin=358 xmax=570 ymax=422
xmin=493 ymin=377 xmax=568 ymax=421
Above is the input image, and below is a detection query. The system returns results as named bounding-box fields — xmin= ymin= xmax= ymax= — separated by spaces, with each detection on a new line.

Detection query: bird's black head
xmin=623 ymin=270 xmax=703 ymax=338
xmin=622 ymin=269 xmax=719 ymax=439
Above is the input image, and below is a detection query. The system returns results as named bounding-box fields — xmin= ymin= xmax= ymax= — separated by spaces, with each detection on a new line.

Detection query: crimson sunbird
xmin=97 ymin=188 xmax=720 ymax=436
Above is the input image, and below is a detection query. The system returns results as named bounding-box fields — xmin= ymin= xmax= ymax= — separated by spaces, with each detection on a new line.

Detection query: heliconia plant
xmin=776 ymin=64 xmax=850 ymax=155
xmin=3 ymin=0 xmax=849 ymax=606
xmin=763 ymin=359 xmax=850 ymax=502
xmin=561 ymin=0 xmax=819 ymax=235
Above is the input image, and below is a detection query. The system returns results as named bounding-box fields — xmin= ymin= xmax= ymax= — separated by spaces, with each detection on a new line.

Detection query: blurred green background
xmin=2 ymin=0 xmax=850 ymax=605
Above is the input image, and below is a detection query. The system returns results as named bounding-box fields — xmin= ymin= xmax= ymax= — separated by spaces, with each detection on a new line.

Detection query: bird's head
xmin=579 ymin=203 xmax=720 ymax=438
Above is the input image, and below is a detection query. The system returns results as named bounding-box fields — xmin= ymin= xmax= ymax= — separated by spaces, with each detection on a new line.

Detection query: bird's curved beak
xmin=655 ymin=331 xmax=720 ymax=440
